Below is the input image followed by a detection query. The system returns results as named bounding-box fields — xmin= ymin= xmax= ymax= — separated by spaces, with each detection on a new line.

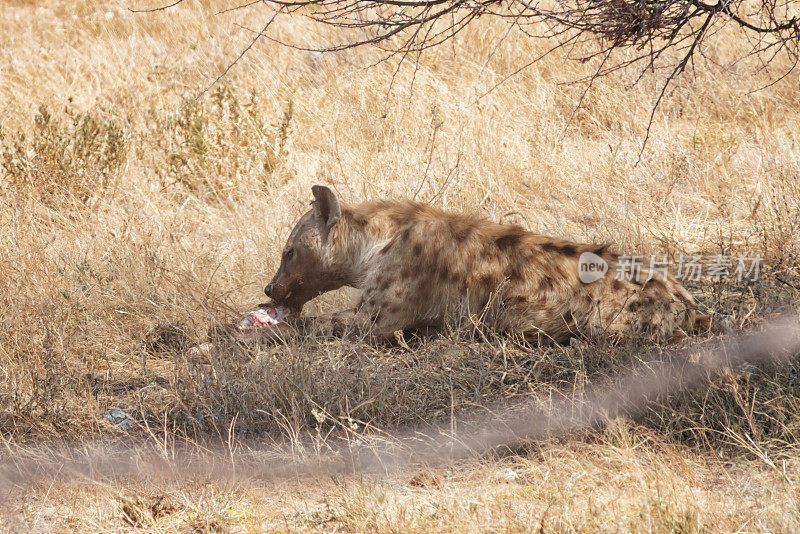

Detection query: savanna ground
xmin=2 ymin=0 xmax=800 ymax=531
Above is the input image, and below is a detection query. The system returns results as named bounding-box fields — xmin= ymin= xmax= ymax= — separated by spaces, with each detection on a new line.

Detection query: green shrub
xmin=0 ymin=104 xmax=126 ymax=206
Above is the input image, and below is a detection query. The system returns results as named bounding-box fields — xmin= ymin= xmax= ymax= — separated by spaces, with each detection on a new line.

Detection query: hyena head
xmin=264 ymin=185 xmax=348 ymax=312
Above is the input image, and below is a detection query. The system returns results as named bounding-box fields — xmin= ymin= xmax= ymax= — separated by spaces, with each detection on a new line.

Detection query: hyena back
xmin=264 ymin=186 xmax=708 ymax=343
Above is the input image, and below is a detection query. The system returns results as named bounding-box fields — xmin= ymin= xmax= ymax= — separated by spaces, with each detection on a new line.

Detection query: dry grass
xmin=2 ymin=430 xmax=799 ymax=531
xmin=2 ymin=0 xmax=800 ymax=531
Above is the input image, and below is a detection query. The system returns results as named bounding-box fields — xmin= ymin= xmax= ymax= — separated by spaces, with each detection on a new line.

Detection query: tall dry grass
xmin=1 ymin=0 xmax=800 ymax=530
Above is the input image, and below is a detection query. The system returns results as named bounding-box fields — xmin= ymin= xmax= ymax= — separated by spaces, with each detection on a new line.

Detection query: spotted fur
xmin=264 ymin=186 xmax=709 ymax=343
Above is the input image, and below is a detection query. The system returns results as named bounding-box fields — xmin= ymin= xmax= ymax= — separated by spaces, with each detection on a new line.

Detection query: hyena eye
xmin=284 ymin=249 xmax=294 ymax=261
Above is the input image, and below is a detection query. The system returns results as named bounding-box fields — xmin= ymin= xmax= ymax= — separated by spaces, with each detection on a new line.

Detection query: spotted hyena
xmin=259 ymin=185 xmax=709 ymax=344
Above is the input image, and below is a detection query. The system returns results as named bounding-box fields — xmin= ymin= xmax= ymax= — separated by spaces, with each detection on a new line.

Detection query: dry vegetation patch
xmin=2 ymin=434 xmax=799 ymax=531
xmin=1 ymin=0 xmax=800 ymax=531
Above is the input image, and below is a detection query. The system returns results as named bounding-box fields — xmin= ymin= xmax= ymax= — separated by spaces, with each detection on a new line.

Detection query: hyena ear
xmin=311 ymin=185 xmax=341 ymax=240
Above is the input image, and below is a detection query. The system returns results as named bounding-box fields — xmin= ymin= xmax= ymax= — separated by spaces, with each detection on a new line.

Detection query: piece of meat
xmin=237 ymin=304 xmax=290 ymax=330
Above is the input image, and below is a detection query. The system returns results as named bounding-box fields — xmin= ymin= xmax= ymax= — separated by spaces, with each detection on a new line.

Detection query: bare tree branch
xmin=137 ymin=0 xmax=800 ymax=150
xmin=129 ymin=0 xmax=186 ymax=13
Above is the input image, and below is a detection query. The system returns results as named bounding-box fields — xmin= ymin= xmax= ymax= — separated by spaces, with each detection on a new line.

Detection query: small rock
xmin=104 ymin=408 xmax=134 ymax=427
xmin=569 ymin=337 xmax=588 ymax=349
xmin=717 ymin=314 xmax=737 ymax=336
xmin=408 ymin=470 xmax=442 ymax=489
xmin=738 ymin=361 xmax=757 ymax=374
xmin=187 ymin=342 xmax=214 ymax=360
xmin=495 ymin=467 xmax=521 ymax=483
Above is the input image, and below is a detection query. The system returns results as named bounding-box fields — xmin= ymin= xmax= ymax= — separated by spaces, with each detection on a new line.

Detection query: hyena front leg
xmin=294 ymin=306 xmax=392 ymax=340
xmin=347 ymin=278 xmax=442 ymax=341
xmin=294 ymin=308 xmax=361 ymax=337
xmin=290 ymin=304 xmax=437 ymax=342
